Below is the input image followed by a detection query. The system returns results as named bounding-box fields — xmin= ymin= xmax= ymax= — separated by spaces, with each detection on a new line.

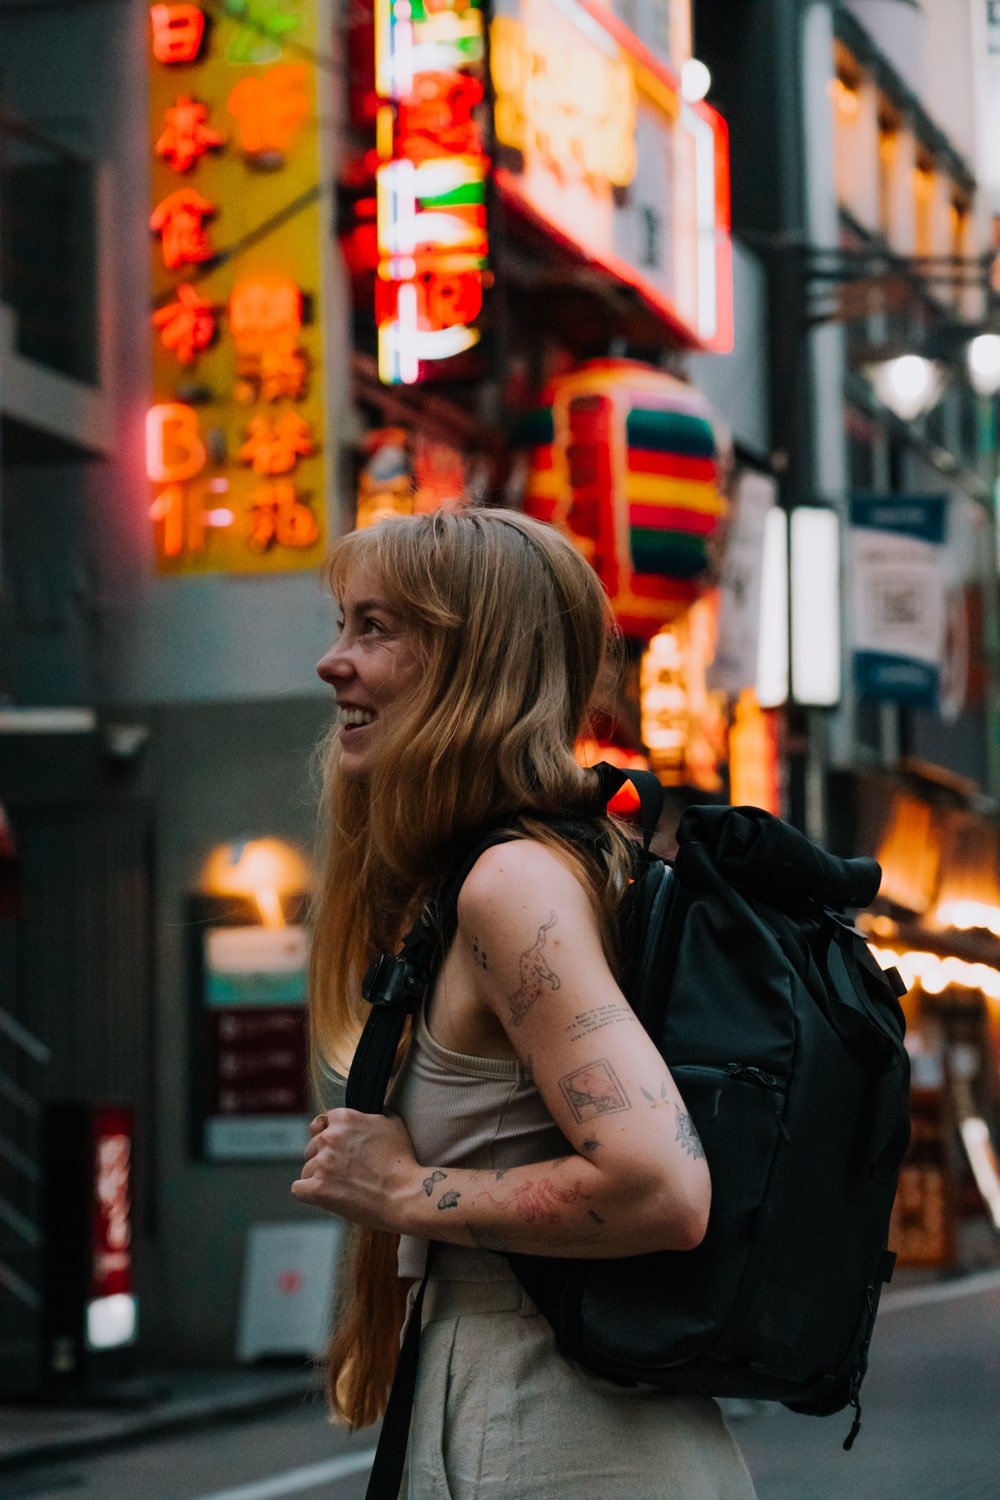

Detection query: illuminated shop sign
xmin=147 ymin=3 xmax=327 ymax=573
xmin=345 ymin=0 xmax=490 ymax=385
xmin=490 ymin=0 xmax=733 ymax=351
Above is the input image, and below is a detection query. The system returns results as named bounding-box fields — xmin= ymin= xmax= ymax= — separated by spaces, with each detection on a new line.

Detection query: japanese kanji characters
xmin=155 ymin=97 xmax=225 ymax=173
xmin=153 ymin=284 xmax=217 ymax=364
xmin=150 ymin=188 xmax=217 ymax=270
xmin=238 ymin=411 xmax=316 ymax=475
xmin=227 ymin=64 xmax=310 ymax=157
xmin=149 ymin=3 xmax=206 ymax=64
xmin=247 ymin=480 xmax=320 ymax=550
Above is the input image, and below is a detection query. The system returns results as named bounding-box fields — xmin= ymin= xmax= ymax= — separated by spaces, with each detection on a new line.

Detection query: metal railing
xmin=0 ymin=1004 xmax=49 ymax=1317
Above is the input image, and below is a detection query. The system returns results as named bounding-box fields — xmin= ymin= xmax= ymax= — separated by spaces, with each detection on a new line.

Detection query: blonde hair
xmin=310 ymin=508 xmax=634 ymax=1426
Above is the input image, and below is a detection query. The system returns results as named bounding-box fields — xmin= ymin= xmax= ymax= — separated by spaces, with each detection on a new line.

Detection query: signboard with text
xmin=147 ymin=2 xmax=328 ymax=572
xmin=490 ymin=0 xmax=733 ymax=351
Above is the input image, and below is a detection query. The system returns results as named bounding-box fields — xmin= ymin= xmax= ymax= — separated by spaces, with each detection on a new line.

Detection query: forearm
xmin=394 ymin=1152 xmax=688 ymax=1258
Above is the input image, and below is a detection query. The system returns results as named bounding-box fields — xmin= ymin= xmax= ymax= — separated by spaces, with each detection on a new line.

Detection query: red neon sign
xmin=155 ymin=96 xmax=224 ymax=173
xmin=150 ymin=187 xmax=217 ymax=269
xmin=149 ymin=4 xmax=206 ymax=64
xmin=153 ymin=284 xmax=216 ymax=364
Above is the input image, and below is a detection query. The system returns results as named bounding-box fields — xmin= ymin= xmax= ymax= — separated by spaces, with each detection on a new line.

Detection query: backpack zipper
xmin=726 ymin=1063 xmax=791 ymax=1142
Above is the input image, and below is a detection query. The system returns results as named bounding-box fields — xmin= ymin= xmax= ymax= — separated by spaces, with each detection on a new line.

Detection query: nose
xmin=316 ymin=636 xmax=351 ymax=687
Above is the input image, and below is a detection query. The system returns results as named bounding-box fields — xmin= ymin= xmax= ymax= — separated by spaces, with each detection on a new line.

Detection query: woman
xmin=292 ymin=509 xmax=756 ymax=1500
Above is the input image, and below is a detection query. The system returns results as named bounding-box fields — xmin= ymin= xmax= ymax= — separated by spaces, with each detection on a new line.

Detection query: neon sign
xmin=148 ymin=1 xmax=327 ymax=573
xmin=490 ymin=0 xmax=733 ymax=351
xmin=370 ymin=0 xmax=490 ymax=384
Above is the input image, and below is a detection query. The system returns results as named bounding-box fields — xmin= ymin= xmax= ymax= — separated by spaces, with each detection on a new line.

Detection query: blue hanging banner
xmin=849 ymin=495 xmax=947 ymax=709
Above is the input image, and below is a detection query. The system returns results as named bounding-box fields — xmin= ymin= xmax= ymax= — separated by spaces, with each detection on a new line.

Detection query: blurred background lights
xmin=966 ymin=334 xmax=1000 ymax=398
xmin=680 ymin=58 xmax=712 ymax=103
xmin=865 ymin=353 xmax=943 ymax=420
xmin=200 ymin=838 xmax=312 ymax=927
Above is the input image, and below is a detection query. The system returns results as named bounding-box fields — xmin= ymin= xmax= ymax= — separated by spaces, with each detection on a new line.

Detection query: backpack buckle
xmin=362 ymin=953 xmax=427 ymax=1013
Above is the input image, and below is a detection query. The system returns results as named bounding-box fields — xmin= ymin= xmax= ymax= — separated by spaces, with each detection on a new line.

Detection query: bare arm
xmin=293 ymin=841 xmax=709 ymax=1257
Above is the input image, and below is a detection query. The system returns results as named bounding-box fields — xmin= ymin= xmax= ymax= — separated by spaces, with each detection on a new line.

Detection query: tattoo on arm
xmin=423 ymin=1169 xmax=447 ymax=1196
xmin=472 ymin=937 xmax=489 ymax=972
xmin=565 ymin=1003 xmax=634 ymax=1042
xmin=437 ymin=1190 xmax=461 ymax=1210
xmin=641 ymin=1082 xmax=671 ymax=1109
xmin=507 ymin=911 xmax=560 ymax=1026
xmin=558 ymin=1059 xmax=630 ymax=1123
xmin=581 ymin=1137 xmax=600 ymax=1152
xmin=469 ymin=1223 xmax=509 ymax=1252
xmin=675 ymin=1103 xmax=705 ymax=1160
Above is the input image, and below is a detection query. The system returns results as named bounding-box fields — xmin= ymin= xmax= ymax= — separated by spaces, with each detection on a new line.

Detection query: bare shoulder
xmin=456 ymin=839 xmax=596 ymax=943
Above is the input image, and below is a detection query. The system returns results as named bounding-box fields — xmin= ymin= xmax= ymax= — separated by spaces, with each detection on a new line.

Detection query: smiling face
xmin=316 ymin=564 xmax=425 ymax=779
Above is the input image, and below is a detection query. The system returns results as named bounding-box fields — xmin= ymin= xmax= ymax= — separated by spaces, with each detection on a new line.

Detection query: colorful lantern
xmin=516 ymin=359 xmax=730 ymax=637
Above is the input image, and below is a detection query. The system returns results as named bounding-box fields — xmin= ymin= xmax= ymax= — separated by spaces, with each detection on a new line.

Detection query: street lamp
xmin=863 ymin=352 xmax=945 ymax=420
xmin=967 ymin=334 xmax=1000 ymax=398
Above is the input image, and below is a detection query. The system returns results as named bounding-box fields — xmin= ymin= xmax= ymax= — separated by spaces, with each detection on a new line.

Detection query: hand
xmin=291 ymin=1108 xmax=418 ymax=1233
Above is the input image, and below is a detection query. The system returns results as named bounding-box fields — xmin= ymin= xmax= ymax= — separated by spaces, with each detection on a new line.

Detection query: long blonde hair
xmin=310 ymin=509 xmax=634 ymax=1425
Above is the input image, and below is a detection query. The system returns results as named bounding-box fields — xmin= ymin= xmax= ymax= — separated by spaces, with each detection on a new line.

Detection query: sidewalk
xmin=0 ymin=1364 xmax=319 ymax=1473
xmin=2 ymin=1224 xmax=996 ymax=1476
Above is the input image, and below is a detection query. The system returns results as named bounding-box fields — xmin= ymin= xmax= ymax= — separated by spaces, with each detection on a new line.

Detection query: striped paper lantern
xmin=515 ymin=359 xmax=729 ymax=638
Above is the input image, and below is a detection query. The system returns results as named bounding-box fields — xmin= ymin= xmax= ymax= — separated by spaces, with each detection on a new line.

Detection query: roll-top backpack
xmin=346 ymin=766 xmax=911 ymax=1498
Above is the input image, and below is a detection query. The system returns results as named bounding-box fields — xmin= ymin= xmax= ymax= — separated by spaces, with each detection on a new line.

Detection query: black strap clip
xmin=361 ymin=952 xmax=428 ymax=1013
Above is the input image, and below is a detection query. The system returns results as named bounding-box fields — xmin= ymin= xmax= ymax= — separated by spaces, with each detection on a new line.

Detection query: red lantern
xmin=516 ymin=359 xmax=730 ymax=638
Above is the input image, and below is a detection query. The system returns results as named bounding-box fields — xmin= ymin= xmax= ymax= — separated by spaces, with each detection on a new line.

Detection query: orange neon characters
xmin=150 ymin=188 xmax=217 ymax=270
xmin=229 ymin=276 xmax=308 ymax=403
xmin=152 ymin=284 xmax=216 ymax=365
xmin=226 ymin=65 xmax=310 ymax=158
xmin=149 ymin=4 xmax=206 ymax=64
xmin=146 ymin=403 xmax=207 ymax=483
xmin=228 ymin=276 xmax=302 ymax=353
xmin=238 ymin=412 xmax=316 ymax=476
xmin=155 ymin=97 xmax=224 ymax=173
xmin=247 ymin=481 xmax=320 ymax=551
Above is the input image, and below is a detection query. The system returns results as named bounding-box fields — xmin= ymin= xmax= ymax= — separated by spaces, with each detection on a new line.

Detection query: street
xmin=0 ymin=1271 xmax=996 ymax=1500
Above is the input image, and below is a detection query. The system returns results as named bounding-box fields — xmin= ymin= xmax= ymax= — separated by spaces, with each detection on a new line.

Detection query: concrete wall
xmin=685 ymin=239 xmax=771 ymax=461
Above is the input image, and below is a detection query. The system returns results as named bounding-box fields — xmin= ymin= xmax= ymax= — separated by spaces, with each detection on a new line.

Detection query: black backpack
xmin=346 ymin=766 xmax=910 ymax=1498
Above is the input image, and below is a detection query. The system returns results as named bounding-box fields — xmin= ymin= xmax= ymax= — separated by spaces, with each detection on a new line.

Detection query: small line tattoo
xmin=559 ymin=1059 xmax=630 ymax=1123
xmin=675 ymin=1104 xmax=705 ymax=1160
xmin=581 ymin=1137 xmax=600 ymax=1152
xmin=507 ymin=911 xmax=560 ymax=1026
xmin=587 ymin=1209 xmax=606 ymax=1225
xmin=471 ymin=937 xmax=489 ymax=972
xmin=437 ymin=1190 xmax=461 ymax=1210
xmin=641 ymin=1082 xmax=671 ymax=1109
xmin=423 ymin=1169 xmax=447 ymax=1196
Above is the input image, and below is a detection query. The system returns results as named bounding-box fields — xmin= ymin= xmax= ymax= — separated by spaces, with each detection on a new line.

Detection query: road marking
xmin=191 ymin=1448 xmax=376 ymax=1500
xmin=880 ymin=1267 xmax=1000 ymax=1313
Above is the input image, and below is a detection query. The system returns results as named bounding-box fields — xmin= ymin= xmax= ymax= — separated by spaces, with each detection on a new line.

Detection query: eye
xmin=334 ymin=614 xmax=345 ymax=633
xmin=362 ymin=616 xmax=387 ymax=634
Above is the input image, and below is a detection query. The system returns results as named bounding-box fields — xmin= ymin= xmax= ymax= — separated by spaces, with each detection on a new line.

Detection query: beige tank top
xmin=388 ymin=1006 xmax=570 ymax=1278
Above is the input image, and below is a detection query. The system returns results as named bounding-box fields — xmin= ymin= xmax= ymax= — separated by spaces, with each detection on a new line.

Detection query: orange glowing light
xmin=226 ymin=64 xmax=310 ymax=157
xmin=146 ymin=402 xmax=207 ymax=483
xmin=150 ymin=188 xmax=217 ymax=270
xmin=238 ymin=412 xmax=316 ymax=476
xmin=155 ymin=96 xmax=224 ymax=173
xmin=152 ymin=284 xmax=216 ymax=365
xmin=247 ymin=481 xmax=320 ymax=551
xmin=149 ymin=3 xmax=206 ymax=64
xmin=199 ymin=838 xmax=311 ymax=923
xmin=228 ymin=276 xmax=303 ymax=355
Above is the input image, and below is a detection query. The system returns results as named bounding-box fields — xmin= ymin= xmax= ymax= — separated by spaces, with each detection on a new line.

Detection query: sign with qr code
xmin=849 ymin=495 xmax=946 ymax=708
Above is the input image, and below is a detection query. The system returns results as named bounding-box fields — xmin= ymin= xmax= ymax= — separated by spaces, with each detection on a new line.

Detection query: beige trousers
xmin=404 ymin=1249 xmax=757 ymax=1500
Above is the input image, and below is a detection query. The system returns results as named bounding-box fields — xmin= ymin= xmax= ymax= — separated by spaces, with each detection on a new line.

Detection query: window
xmin=877 ymin=102 xmax=900 ymax=244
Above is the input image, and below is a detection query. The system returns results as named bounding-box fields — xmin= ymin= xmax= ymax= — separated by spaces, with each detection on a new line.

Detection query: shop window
xmin=0 ymin=150 xmax=98 ymax=384
xmin=949 ymin=192 xmax=971 ymax=313
xmin=877 ymin=104 xmax=900 ymax=244
xmin=913 ymin=151 xmax=936 ymax=260
xmin=830 ymin=48 xmax=864 ymax=212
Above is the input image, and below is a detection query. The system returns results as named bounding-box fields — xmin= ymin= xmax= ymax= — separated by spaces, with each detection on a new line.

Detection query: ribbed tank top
xmin=389 ymin=1007 xmax=570 ymax=1278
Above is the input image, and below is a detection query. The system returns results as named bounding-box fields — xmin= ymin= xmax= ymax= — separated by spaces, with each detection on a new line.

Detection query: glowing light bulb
xmin=680 ymin=58 xmax=711 ymax=103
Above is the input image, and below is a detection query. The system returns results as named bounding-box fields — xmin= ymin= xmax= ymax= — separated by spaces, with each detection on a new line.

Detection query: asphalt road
xmin=1 ymin=1270 xmax=997 ymax=1500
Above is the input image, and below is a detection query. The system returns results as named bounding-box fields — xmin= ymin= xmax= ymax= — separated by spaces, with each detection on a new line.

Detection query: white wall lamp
xmin=757 ymin=504 xmax=841 ymax=710
xmin=862 ymin=352 xmax=945 ymax=421
xmin=967 ymin=333 xmax=1000 ymax=398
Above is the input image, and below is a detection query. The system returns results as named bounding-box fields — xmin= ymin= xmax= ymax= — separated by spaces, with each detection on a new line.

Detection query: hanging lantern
xmin=515 ymin=359 xmax=730 ymax=638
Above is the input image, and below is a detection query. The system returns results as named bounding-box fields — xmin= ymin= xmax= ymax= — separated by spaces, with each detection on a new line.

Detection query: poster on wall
xmin=199 ymin=922 xmax=311 ymax=1162
xmin=147 ymin=2 xmax=329 ymax=573
xmin=849 ymin=494 xmax=947 ymax=709
xmin=707 ymin=469 xmax=776 ymax=696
